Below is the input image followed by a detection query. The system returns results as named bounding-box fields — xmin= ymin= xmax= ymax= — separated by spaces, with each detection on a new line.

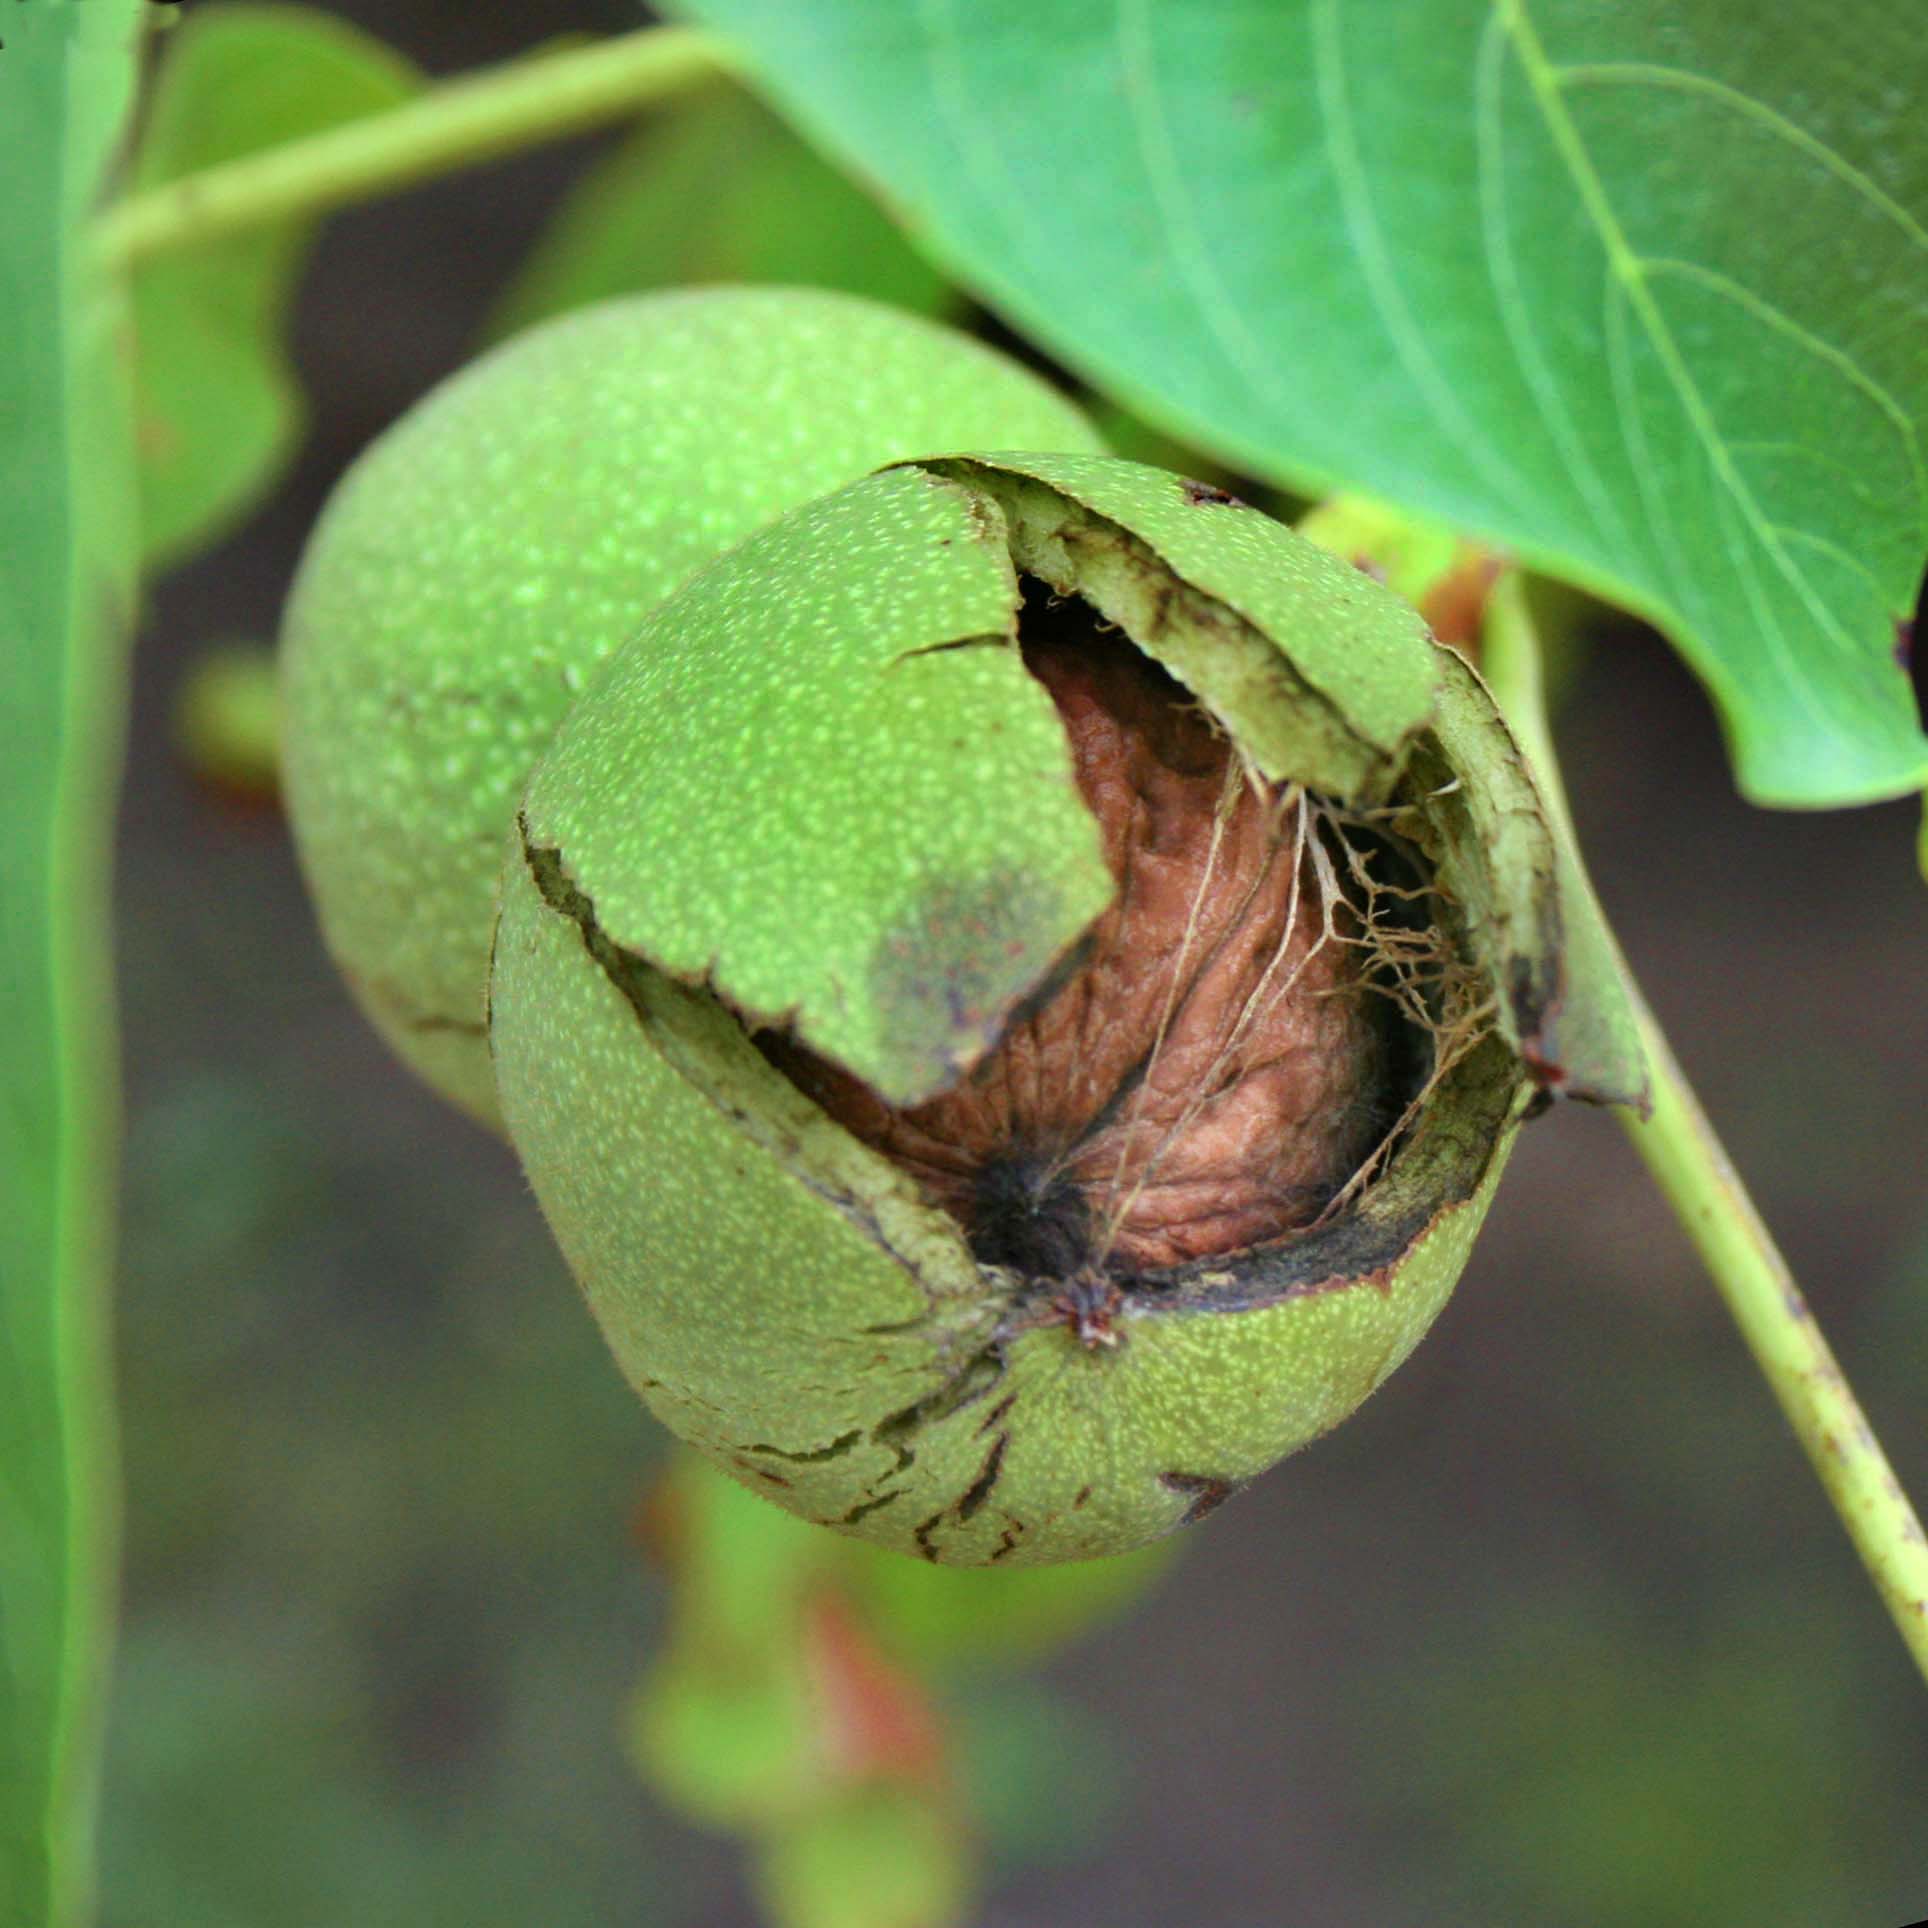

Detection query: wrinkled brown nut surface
xmin=773 ymin=591 xmax=1392 ymax=1281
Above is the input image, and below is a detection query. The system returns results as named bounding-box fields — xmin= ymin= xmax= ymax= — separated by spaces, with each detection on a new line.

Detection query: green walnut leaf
xmin=489 ymin=77 xmax=953 ymax=342
xmin=0 ymin=5 xmax=142 ymax=1921
xmin=668 ymin=0 xmax=1928 ymax=809
xmin=130 ymin=3 xmax=418 ymax=569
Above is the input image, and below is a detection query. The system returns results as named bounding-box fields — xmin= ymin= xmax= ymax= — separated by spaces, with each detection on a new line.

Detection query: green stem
xmin=96 ymin=25 xmax=733 ymax=272
xmin=1482 ymin=574 xmax=1928 ymax=1686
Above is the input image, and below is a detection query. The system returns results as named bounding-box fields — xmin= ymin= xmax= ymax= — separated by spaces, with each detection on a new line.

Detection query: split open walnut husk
xmin=489 ymin=453 xmax=1646 ymax=1565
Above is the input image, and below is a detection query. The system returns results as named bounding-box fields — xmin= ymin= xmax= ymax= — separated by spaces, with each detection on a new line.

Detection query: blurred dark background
xmin=110 ymin=4 xmax=1928 ymax=1924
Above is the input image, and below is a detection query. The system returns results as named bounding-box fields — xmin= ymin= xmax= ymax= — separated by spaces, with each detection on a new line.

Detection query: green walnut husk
xmin=490 ymin=454 xmax=1646 ymax=1567
xmin=280 ymin=287 xmax=1104 ymax=1125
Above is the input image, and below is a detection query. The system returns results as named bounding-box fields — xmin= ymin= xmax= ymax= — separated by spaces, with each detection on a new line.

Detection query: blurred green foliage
xmin=104 ymin=1071 xmax=678 ymax=1927
xmin=131 ymin=5 xmax=418 ymax=568
xmin=632 ymin=1453 xmax=1168 ymax=1926
xmin=1359 ymin=1214 xmax=1928 ymax=1928
xmin=488 ymin=78 xmax=955 ymax=342
xmin=0 ymin=7 xmax=141 ymax=1921
xmin=169 ymin=642 xmax=282 ymax=802
xmin=1383 ymin=1591 xmax=1921 ymax=1927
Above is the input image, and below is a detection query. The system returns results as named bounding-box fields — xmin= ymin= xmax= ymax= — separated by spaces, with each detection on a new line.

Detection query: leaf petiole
xmin=1481 ymin=572 xmax=1928 ymax=1690
xmin=96 ymin=25 xmax=733 ymax=272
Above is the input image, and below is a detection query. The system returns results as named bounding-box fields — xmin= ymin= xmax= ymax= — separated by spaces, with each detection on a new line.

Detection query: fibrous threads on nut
xmin=774 ymin=583 xmax=1403 ymax=1284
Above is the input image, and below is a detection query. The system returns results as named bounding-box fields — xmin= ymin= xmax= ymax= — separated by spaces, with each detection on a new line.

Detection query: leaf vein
xmin=917 ymin=0 xmax=1043 ymax=289
xmin=1472 ymin=6 xmax=1634 ymax=561
xmin=1556 ymin=60 xmax=1928 ymax=258
xmin=1600 ymin=270 xmax=1696 ymax=627
xmin=1639 ymin=253 xmax=1926 ymax=546
xmin=1766 ymin=525 xmax=1895 ymax=608
xmin=1503 ymin=0 xmax=1854 ymax=736
xmin=1112 ymin=0 xmax=1287 ymax=412
xmin=1310 ymin=0 xmax=1535 ymax=521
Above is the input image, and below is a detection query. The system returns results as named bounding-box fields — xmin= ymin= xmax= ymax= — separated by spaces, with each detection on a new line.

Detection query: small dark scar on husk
xmin=742 ymin=1429 xmax=862 ymax=1464
xmin=735 ymin=1460 xmax=794 ymax=1489
xmin=956 ymin=1432 xmax=1011 ymax=1522
xmin=976 ymin=1391 xmax=1019 ymax=1435
xmin=836 ymin=1490 xmax=905 ymax=1529
xmin=906 ymin=1420 xmax=1017 ymax=1560
xmin=1160 ymin=1470 xmax=1243 ymax=1527
xmin=1180 ymin=478 xmax=1247 ymax=508
xmin=404 ymin=1012 xmax=487 ymax=1038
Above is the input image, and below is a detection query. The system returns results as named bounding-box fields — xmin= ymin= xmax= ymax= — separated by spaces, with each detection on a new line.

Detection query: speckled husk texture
xmin=490 ymin=455 xmax=1643 ymax=1566
xmin=280 ymin=288 xmax=1105 ymax=1125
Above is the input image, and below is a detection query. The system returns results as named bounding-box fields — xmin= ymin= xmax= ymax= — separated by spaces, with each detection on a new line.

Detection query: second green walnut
xmin=490 ymin=452 xmax=1644 ymax=1566
xmin=280 ymin=287 xmax=1104 ymax=1124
